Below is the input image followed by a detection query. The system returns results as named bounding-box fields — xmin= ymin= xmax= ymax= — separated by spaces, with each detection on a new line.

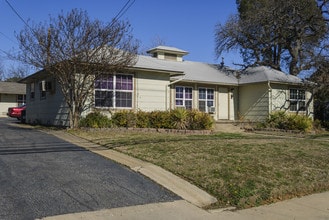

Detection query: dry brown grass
xmin=70 ymin=129 xmax=329 ymax=209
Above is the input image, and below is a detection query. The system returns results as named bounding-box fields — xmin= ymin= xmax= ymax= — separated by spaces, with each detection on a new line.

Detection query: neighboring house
xmin=20 ymin=46 xmax=313 ymax=127
xmin=0 ymin=81 xmax=26 ymax=117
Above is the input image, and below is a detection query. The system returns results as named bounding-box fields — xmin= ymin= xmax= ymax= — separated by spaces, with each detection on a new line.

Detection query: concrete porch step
xmin=214 ymin=121 xmax=244 ymax=133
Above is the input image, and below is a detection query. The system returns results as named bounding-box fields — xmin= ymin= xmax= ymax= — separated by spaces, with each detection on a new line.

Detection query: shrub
xmin=112 ymin=110 xmax=136 ymax=128
xmin=171 ymin=108 xmax=189 ymax=129
xmin=186 ymin=109 xmax=200 ymax=130
xmin=266 ymin=111 xmax=313 ymax=132
xmin=149 ymin=111 xmax=172 ymax=129
xmin=94 ymin=109 xmax=214 ymax=130
xmin=287 ymin=114 xmax=313 ymax=132
xmin=187 ymin=109 xmax=214 ymax=130
xmin=267 ymin=111 xmax=287 ymax=129
xmin=79 ymin=111 xmax=112 ymax=128
xmin=193 ymin=111 xmax=214 ymax=130
xmin=136 ymin=110 xmax=150 ymax=128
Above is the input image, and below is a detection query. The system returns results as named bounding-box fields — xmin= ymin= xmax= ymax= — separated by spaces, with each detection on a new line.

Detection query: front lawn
xmin=69 ymin=129 xmax=329 ymax=209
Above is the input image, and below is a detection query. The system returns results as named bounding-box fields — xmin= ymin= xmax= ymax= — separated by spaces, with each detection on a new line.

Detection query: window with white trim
xmin=175 ymin=86 xmax=192 ymax=109
xmin=199 ymin=88 xmax=214 ymax=112
xmin=289 ymin=89 xmax=305 ymax=111
xmin=95 ymin=74 xmax=133 ymax=108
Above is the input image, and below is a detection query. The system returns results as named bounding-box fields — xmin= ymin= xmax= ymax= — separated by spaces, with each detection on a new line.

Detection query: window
xmin=289 ymin=89 xmax=306 ymax=111
xmin=95 ymin=74 xmax=133 ymax=108
xmin=199 ymin=88 xmax=214 ymax=112
xmin=39 ymin=81 xmax=46 ymax=99
xmin=30 ymin=83 xmax=35 ymax=100
xmin=17 ymin=94 xmax=26 ymax=106
xmin=175 ymin=86 xmax=192 ymax=109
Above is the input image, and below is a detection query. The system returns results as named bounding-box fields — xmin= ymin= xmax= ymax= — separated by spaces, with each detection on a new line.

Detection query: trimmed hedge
xmin=79 ymin=109 xmax=214 ymax=130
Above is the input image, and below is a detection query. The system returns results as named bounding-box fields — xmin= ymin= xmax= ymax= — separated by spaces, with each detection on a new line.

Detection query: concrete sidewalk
xmin=42 ymin=130 xmax=329 ymax=220
xmin=41 ymin=192 xmax=329 ymax=220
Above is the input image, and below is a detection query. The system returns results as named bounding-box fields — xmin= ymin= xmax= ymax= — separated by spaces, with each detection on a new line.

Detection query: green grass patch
xmin=69 ymin=129 xmax=329 ymax=209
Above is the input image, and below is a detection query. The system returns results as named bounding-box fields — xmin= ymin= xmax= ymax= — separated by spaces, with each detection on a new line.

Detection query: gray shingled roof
xmin=0 ymin=81 xmax=26 ymax=95
xmin=170 ymin=61 xmax=238 ymax=85
xmin=133 ymin=55 xmax=184 ymax=75
xmin=20 ymin=50 xmax=306 ymax=87
xmin=239 ymin=66 xmax=303 ymax=85
xmin=134 ymin=55 xmax=238 ymax=85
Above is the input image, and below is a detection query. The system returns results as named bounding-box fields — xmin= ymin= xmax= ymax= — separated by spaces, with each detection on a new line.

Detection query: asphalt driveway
xmin=0 ymin=118 xmax=179 ymax=220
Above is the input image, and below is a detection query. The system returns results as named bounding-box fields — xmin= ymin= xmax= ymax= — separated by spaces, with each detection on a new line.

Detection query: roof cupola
xmin=147 ymin=46 xmax=189 ymax=62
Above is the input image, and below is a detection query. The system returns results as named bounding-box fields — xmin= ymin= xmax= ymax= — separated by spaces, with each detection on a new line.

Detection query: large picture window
xmin=95 ymin=74 xmax=133 ymax=108
xmin=289 ymin=89 xmax=305 ymax=112
xmin=175 ymin=86 xmax=192 ymax=109
xmin=199 ymin=88 xmax=214 ymax=112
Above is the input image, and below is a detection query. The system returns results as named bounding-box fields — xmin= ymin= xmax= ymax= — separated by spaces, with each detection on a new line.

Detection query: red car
xmin=7 ymin=105 xmax=26 ymax=120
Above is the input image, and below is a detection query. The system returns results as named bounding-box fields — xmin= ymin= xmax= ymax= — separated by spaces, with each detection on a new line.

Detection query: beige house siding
xmin=270 ymin=84 xmax=290 ymax=112
xmin=25 ymin=71 xmax=172 ymax=126
xmin=26 ymin=79 xmax=69 ymax=126
xmin=239 ymin=83 xmax=269 ymax=121
xmin=239 ymin=83 xmax=314 ymax=121
xmin=135 ymin=71 xmax=170 ymax=111
xmin=270 ymin=83 xmax=314 ymax=118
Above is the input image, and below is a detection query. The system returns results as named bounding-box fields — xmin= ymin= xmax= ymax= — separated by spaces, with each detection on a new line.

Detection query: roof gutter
xmin=179 ymin=79 xmax=238 ymax=87
xmin=129 ymin=67 xmax=184 ymax=77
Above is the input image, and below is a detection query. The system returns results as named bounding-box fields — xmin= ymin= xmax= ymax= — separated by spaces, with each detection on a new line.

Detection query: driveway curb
xmin=47 ymin=130 xmax=217 ymax=208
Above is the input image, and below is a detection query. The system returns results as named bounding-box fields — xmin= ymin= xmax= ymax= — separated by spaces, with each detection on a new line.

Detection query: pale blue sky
xmin=0 ymin=0 xmax=241 ymax=73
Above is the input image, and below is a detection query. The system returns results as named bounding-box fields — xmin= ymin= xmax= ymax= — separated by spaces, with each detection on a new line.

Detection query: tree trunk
xmin=68 ymin=106 xmax=81 ymax=128
xmin=288 ymin=39 xmax=301 ymax=76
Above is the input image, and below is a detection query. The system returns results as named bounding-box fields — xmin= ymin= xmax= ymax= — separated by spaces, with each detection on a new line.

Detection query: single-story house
xmin=20 ymin=46 xmax=313 ymax=127
xmin=0 ymin=81 xmax=26 ymax=117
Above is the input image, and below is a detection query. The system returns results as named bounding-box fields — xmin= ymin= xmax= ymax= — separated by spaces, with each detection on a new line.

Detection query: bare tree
xmin=149 ymin=35 xmax=167 ymax=48
xmin=215 ymin=0 xmax=328 ymax=75
xmin=139 ymin=35 xmax=167 ymax=55
xmin=15 ymin=9 xmax=139 ymax=128
xmin=5 ymin=64 xmax=30 ymax=82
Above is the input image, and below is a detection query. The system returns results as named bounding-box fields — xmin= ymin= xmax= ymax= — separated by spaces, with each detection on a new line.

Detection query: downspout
xmin=236 ymin=86 xmax=240 ymax=121
xmin=268 ymin=81 xmax=272 ymax=118
xmin=228 ymin=88 xmax=230 ymax=120
xmin=166 ymin=76 xmax=185 ymax=110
